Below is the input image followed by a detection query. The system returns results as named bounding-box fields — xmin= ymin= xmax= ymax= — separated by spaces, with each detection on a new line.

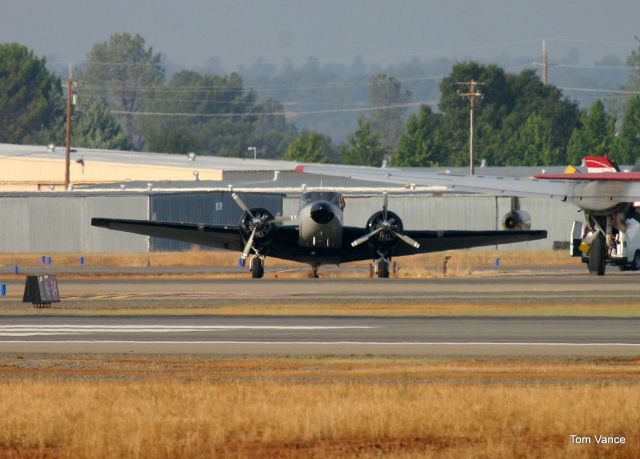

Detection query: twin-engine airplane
xmin=297 ymin=155 xmax=640 ymax=276
xmin=92 ymin=191 xmax=546 ymax=278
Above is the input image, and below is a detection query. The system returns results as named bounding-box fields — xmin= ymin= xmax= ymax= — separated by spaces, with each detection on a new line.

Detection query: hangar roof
xmin=0 ymin=143 xmax=298 ymax=171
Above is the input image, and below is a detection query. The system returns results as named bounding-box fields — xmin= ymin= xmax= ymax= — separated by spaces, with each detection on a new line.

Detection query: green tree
xmin=507 ymin=113 xmax=560 ymax=166
xmin=0 ymin=43 xmax=63 ymax=143
xmin=368 ymin=74 xmax=411 ymax=151
xmin=612 ymin=96 xmax=640 ymax=165
xmin=236 ymin=99 xmax=296 ymax=159
xmin=392 ymin=105 xmax=446 ymax=166
xmin=81 ymin=33 xmax=165 ymax=149
xmin=73 ymin=101 xmax=132 ymax=150
xmin=142 ymin=70 xmax=295 ymax=157
xmin=284 ymin=131 xmax=333 ymax=163
xmin=396 ymin=62 xmax=580 ymax=167
xmin=625 ymin=36 xmax=640 ymax=92
xmin=341 ymin=118 xmax=386 ymax=166
xmin=499 ymin=69 xmax=579 ymax=165
xmin=438 ymin=63 xmax=579 ymax=166
xmin=566 ymin=100 xmax=616 ymax=165
xmin=438 ymin=62 xmax=511 ymax=166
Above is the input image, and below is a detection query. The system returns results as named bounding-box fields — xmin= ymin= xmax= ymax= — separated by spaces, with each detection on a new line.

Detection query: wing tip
xmin=91 ymin=218 xmax=109 ymax=228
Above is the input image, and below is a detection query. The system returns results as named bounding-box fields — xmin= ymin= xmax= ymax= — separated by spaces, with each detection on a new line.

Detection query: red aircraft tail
xmin=583 ymin=155 xmax=620 ymax=173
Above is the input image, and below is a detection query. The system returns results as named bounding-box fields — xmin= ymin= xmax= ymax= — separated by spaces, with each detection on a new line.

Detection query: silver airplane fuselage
xmin=296 ymin=191 xmax=344 ymax=248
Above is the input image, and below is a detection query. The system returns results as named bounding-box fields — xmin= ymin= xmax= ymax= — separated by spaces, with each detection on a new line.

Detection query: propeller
xmin=351 ymin=227 xmax=385 ymax=248
xmin=232 ymin=193 xmax=292 ymax=259
xmin=351 ymin=192 xmax=421 ymax=249
xmin=241 ymin=225 xmax=257 ymax=260
xmin=232 ymin=192 xmax=255 ymax=219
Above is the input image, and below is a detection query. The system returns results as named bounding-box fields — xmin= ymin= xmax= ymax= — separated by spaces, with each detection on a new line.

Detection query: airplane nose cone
xmin=310 ymin=202 xmax=334 ymax=224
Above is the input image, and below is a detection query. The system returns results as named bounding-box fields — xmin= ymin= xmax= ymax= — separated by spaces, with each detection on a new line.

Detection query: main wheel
xmin=587 ymin=234 xmax=606 ymax=276
xmin=633 ymin=251 xmax=640 ymax=271
xmin=250 ymin=257 xmax=264 ymax=279
xmin=376 ymin=260 xmax=390 ymax=278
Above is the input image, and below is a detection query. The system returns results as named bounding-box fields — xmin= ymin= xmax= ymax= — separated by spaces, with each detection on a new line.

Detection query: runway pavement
xmin=2 ymin=272 xmax=640 ymax=356
xmin=2 ymin=314 xmax=640 ymax=356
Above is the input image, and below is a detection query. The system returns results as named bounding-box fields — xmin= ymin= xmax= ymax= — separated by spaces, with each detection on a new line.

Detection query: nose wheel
xmin=250 ymin=255 xmax=264 ymax=279
xmin=375 ymin=252 xmax=391 ymax=278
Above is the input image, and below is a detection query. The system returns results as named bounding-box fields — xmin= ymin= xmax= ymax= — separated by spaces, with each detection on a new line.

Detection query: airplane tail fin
xmin=583 ymin=155 xmax=620 ymax=173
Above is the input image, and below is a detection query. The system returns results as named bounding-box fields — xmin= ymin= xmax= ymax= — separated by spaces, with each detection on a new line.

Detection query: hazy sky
xmin=2 ymin=0 xmax=639 ymax=68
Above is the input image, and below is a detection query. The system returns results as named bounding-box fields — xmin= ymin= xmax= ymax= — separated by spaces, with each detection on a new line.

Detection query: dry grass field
xmin=3 ymin=299 xmax=640 ymax=318
xmin=0 ymin=249 xmax=578 ymax=279
xmin=0 ymin=355 xmax=638 ymax=458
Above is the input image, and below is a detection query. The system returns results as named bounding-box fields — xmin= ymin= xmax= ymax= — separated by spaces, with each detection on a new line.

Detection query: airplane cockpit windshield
xmin=300 ymin=191 xmax=345 ymax=210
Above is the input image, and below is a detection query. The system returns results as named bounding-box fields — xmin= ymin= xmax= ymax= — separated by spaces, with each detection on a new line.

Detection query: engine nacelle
xmin=239 ymin=208 xmax=276 ymax=242
xmin=502 ymin=210 xmax=531 ymax=230
xmin=366 ymin=210 xmax=404 ymax=247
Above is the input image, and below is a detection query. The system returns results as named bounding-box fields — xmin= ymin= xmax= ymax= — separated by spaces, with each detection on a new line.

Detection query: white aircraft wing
xmin=296 ymin=164 xmax=640 ymax=211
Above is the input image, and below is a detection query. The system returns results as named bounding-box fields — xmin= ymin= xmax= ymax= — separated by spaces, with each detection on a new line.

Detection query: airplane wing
xmin=392 ymin=229 xmax=547 ymax=257
xmin=91 ymin=218 xmax=304 ymax=262
xmin=296 ymin=164 xmax=640 ymax=205
xmin=534 ymin=172 xmax=640 ymax=181
xmin=91 ymin=218 xmax=246 ymax=251
xmin=339 ymin=226 xmax=547 ymax=262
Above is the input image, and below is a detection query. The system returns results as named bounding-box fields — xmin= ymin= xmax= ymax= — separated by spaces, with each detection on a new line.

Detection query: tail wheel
xmin=587 ymin=234 xmax=606 ymax=276
xmin=376 ymin=259 xmax=390 ymax=278
xmin=250 ymin=257 xmax=264 ymax=279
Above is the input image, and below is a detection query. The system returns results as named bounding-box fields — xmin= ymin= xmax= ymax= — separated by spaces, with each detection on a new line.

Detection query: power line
xmin=49 ymin=39 xmax=542 ymax=70
xmin=79 ymin=74 xmax=448 ymax=94
xmin=559 ymin=86 xmax=640 ymax=95
xmin=532 ymin=62 xmax=640 ymax=71
xmin=546 ymin=38 xmax=637 ymax=46
xmin=110 ymin=100 xmax=437 ymax=119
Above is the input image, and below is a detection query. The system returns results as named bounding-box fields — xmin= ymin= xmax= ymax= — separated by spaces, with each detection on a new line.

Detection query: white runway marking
xmin=0 ymin=325 xmax=376 ymax=337
xmin=2 ymin=340 xmax=640 ymax=347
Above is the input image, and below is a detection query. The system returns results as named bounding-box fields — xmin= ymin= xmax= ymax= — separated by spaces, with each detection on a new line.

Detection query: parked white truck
xmin=572 ymin=219 xmax=640 ymax=271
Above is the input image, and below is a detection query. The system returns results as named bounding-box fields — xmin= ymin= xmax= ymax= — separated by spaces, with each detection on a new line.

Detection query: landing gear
xmin=250 ymin=256 xmax=264 ymax=279
xmin=588 ymin=233 xmax=606 ymax=276
xmin=376 ymin=259 xmax=390 ymax=278
xmin=310 ymin=264 xmax=320 ymax=278
xmin=633 ymin=251 xmax=640 ymax=271
xmin=374 ymin=252 xmax=391 ymax=278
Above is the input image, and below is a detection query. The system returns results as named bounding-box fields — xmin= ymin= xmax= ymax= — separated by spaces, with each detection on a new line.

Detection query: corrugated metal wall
xmin=0 ymin=191 xmax=578 ymax=253
xmin=0 ymin=194 xmax=149 ymax=252
xmin=149 ymin=191 xmax=283 ymax=251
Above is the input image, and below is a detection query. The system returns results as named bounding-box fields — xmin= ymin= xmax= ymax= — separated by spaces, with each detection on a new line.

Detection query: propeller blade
xmin=382 ymin=192 xmax=388 ymax=222
xmin=511 ymin=196 xmax=520 ymax=211
xmin=241 ymin=226 xmax=257 ymax=260
xmin=351 ymin=227 xmax=384 ymax=248
xmin=232 ymin=193 xmax=254 ymax=219
xmin=393 ymin=231 xmax=421 ymax=249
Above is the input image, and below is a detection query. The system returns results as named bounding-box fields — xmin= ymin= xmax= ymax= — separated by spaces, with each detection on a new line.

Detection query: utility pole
xmin=542 ymin=40 xmax=548 ymax=85
xmin=64 ymin=65 xmax=77 ymax=190
xmin=457 ymin=80 xmax=484 ymax=175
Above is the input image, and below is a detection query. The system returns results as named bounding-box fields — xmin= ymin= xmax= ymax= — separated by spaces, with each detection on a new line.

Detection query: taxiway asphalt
xmin=2 ymin=271 xmax=640 ymax=302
